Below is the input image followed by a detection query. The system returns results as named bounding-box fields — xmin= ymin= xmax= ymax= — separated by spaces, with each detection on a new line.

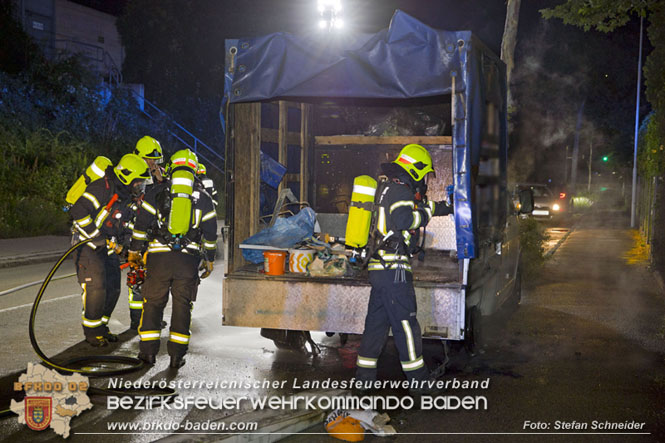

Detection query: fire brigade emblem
xmin=25 ymin=397 xmax=52 ymax=431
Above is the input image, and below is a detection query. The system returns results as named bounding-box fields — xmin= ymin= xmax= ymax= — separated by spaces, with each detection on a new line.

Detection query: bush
xmin=0 ymin=59 xmax=167 ymax=238
xmin=519 ymin=217 xmax=549 ymax=280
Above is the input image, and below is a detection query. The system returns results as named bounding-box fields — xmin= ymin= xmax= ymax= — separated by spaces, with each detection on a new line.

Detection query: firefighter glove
xmin=127 ymin=250 xmax=143 ymax=269
xmin=433 ymin=200 xmax=454 ymax=216
xmin=199 ymin=260 xmax=214 ymax=279
xmin=106 ymin=239 xmax=123 ymax=255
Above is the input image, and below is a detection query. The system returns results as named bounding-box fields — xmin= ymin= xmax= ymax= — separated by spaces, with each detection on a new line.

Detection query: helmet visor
xmin=143 ymin=149 xmax=163 ymax=162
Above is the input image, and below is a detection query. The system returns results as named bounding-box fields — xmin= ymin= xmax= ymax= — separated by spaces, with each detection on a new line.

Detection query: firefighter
xmin=129 ymin=149 xmax=217 ymax=369
xmin=70 ymin=154 xmax=150 ymax=347
xmin=127 ymin=136 xmax=165 ymax=330
xmin=196 ymin=162 xmax=218 ymax=206
xmin=356 ymin=144 xmax=453 ymax=388
xmin=134 ymin=135 xmax=165 ymax=184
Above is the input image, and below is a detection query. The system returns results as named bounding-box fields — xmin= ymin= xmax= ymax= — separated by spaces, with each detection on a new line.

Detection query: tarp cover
xmin=224 ymin=10 xmax=467 ymax=102
xmin=224 ymin=10 xmax=508 ymax=259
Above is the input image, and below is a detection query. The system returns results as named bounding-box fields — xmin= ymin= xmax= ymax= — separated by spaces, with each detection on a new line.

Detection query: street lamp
xmin=317 ymin=0 xmax=343 ymax=32
xmin=631 ymin=15 xmax=644 ymax=228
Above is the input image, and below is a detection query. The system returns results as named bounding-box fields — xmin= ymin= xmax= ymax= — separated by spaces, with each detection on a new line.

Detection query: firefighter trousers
xmin=356 ymin=269 xmax=429 ymax=382
xmin=128 ymin=285 xmax=143 ymax=327
xmin=76 ymin=246 xmax=121 ymax=339
xmin=138 ymin=251 xmax=200 ymax=358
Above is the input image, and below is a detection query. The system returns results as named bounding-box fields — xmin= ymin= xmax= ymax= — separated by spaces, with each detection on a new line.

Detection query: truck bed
xmin=223 ymin=251 xmax=464 ymax=339
xmin=228 ymin=250 xmax=460 ymax=286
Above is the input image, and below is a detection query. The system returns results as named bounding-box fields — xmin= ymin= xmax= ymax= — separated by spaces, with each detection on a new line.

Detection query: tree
xmin=541 ymin=1 xmax=664 ymax=154
xmin=501 ymin=0 xmax=522 ymax=113
xmin=540 ymin=0 xmax=657 ymax=32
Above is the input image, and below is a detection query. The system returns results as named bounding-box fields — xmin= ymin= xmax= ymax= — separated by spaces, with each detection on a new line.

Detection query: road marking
xmin=0 ymin=273 xmax=77 ymax=297
xmin=0 ymin=293 xmax=79 ymax=313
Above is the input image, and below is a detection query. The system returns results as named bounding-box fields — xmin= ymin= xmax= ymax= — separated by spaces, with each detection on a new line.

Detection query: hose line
xmin=0 ymin=239 xmax=175 ymax=420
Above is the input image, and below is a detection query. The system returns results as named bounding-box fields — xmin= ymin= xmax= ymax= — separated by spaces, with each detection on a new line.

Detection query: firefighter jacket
xmin=198 ymin=174 xmax=218 ymax=206
xmin=368 ymin=174 xmax=453 ymax=272
xmin=70 ymin=173 xmax=135 ymax=251
xmin=130 ymin=181 xmax=217 ymax=261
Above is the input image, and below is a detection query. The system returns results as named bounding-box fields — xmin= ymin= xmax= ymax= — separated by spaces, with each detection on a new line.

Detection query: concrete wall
xmin=54 ymin=0 xmax=124 ymax=74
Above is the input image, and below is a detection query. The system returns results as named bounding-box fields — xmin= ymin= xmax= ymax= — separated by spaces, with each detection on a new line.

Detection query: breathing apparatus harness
xmin=149 ymin=167 xmax=203 ymax=255
xmin=346 ymin=171 xmax=431 ymax=272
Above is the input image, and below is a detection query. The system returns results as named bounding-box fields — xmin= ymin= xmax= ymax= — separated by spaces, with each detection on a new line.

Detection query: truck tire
xmin=261 ymin=328 xmax=306 ymax=351
xmin=508 ymin=267 xmax=522 ymax=310
xmin=464 ymin=306 xmax=483 ymax=356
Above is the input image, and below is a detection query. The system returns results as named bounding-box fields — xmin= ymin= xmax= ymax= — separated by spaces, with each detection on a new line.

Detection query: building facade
xmin=13 ymin=0 xmax=124 ymax=82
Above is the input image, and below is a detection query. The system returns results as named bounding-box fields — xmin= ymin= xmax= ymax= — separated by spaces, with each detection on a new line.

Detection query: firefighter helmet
xmin=114 ymin=154 xmax=151 ymax=186
xmin=393 ymin=144 xmax=435 ymax=182
xmin=134 ymin=136 xmax=163 ymax=163
xmin=197 ymin=162 xmax=207 ymax=176
xmin=168 ymin=149 xmax=199 ymax=174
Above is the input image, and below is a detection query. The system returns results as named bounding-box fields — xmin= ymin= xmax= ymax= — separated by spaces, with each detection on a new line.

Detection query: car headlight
xmin=552 ymin=203 xmax=561 ymax=211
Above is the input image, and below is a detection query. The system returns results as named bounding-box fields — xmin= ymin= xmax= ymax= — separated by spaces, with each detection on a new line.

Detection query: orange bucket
xmin=263 ymin=250 xmax=287 ymax=275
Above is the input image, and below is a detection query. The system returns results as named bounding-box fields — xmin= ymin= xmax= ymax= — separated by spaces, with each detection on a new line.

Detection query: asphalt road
xmin=1 ymin=211 xmax=663 ymax=442
xmin=283 ymin=211 xmax=665 ymax=442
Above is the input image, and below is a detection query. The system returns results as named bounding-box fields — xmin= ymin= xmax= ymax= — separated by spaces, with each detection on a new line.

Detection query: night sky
xmin=83 ymin=0 xmax=650 ymax=183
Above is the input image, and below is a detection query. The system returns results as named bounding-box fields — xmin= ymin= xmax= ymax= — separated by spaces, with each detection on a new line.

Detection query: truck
xmin=220 ymin=10 xmax=532 ymax=357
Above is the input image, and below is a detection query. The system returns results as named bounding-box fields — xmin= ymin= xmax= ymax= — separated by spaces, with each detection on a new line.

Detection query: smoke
xmin=508 ymin=19 xmax=594 ymax=184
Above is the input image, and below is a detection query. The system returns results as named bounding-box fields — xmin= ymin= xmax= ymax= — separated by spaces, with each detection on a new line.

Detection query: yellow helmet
xmin=114 ymin=154 xmax=150 ymax=186
xmin=393 ymin=144 xmax=434 ymax=182
xmin=134 ymin=136 xmax=163 ymax=162
xmin=168 ymin=149 xmax=199 ymax=174
xmin=197 ymin=162 xmax=207 ymax=176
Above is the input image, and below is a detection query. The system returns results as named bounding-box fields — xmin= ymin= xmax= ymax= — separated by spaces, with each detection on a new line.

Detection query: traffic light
xmin=602 ymin=155 xmax=609 ymax=162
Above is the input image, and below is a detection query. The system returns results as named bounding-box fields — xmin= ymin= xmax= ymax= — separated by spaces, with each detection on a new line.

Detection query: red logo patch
xmin=25 ymin=397 xmax=52 ymax=431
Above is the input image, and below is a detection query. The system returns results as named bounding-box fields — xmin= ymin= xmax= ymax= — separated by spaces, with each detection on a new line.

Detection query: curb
xmin=0 ymin=251 xmax=71 ymax=269
xmin=544 ymin=227 xmax=574 ymax=259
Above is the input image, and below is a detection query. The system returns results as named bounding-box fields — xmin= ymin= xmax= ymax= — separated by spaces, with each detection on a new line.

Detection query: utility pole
xmin=631 ymin=16 xmax=644 ymax=228
xmin=571 ymin=99 xmax=586 ymax=193
xmin=588 ymin=141 xmax=593 ymax=192
xmin=564 ymin=145 xmax=569 ymax=185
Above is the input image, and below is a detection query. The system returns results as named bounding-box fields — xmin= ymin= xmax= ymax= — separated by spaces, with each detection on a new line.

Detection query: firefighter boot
xmin=138 ymin=352 xmax=156 ymax=365
xmin=169 ymin=355 xmax=186 ymax=369
xmin=86 ymin=336 xmax=109 ymax=347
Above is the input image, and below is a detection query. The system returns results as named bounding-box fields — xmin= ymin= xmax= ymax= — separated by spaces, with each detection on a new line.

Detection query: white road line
xmin=0 ymin=293 xmax=80 ymax=313
xmin=0 ymin=273 xmax=77 ymax=297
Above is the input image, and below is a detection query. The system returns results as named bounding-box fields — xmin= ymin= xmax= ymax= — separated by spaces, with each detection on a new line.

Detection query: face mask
xmin=414 ymin=176 xmax=428 ymax=201
xmin=131 ymin=180 xmax=146 ymax=198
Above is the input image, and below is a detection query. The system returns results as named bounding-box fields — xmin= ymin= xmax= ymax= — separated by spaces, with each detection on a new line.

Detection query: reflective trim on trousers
xmin=82 ymin=316 xmax=103 ymax=328
xmin=401 ymin=356 xmax=425 ymax=371
xmin=401 ymin=320 xmax=416 ymax=361
xmin=139 ymin=330 xmax=160 ymax=341
xmin=169 ymin=331 xmax=190 ymax=344
xmin=356 ymin=356 xmax=378 ymax=368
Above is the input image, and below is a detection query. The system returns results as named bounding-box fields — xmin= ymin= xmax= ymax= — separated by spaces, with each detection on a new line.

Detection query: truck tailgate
xmin=223 ymin=271 xmax=465 ymax=340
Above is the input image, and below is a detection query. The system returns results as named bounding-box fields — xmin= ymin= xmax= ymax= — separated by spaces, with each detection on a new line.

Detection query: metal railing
xmin=35 ymin=36 xmax=223 ymax=172
xmin=130 ymin=90 xmax=225 ymax=173
xmin=40 ymin=38 xmax=123 ymax=86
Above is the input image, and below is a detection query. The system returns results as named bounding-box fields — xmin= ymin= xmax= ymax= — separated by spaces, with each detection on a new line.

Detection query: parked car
xmin=516 ymin=183 xmax=568 ymax=221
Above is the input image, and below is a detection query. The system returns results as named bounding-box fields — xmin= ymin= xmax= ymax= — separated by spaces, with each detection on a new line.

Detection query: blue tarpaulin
xmin=223 ymin=10 xmax=508 ymax=259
